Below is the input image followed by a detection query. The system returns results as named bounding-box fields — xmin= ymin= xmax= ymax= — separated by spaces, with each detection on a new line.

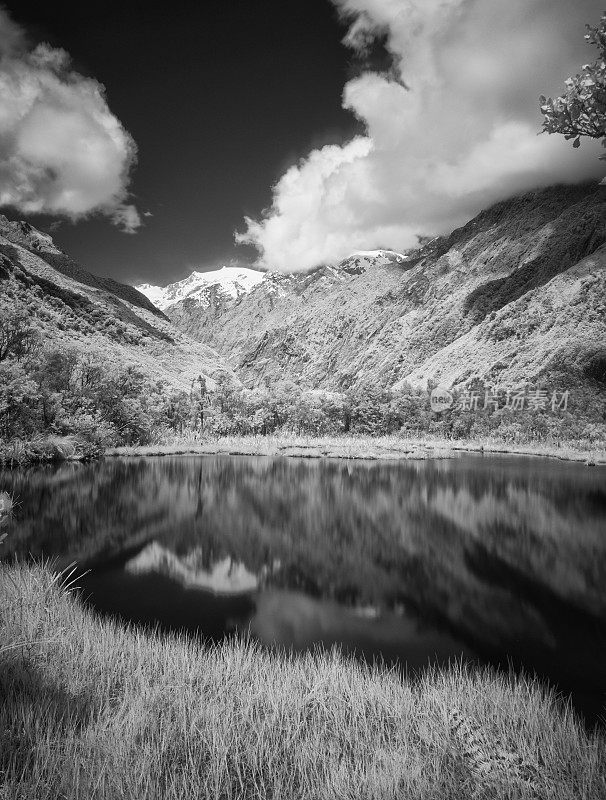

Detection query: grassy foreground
xmin=106 ymin=432 xmax=606 ymax=465
xmin=1 ymin=565 xmax=605 ymax=800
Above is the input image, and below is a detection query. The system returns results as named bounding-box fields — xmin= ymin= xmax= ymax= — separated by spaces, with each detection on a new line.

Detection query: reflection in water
xmin=125 ymin=543 xmax=258 ymax=593
xmin=1 ymin=453 xmax=605 ymax=723
xmin=248 ymin=589 xmax=475 ymax=671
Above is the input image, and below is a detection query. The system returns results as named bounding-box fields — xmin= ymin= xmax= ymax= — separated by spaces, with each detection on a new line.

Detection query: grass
xmin=1 ymin=563 xmax=605 ymax=799
xmin=0 ymin=434 xmax=101 ymax=467
xmin=105 ymin=432 xmax=606 ymax=465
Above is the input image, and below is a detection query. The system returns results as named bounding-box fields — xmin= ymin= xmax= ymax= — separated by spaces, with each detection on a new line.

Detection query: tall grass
xmin=1 ymin=563 xmax=604 ymax=799
xmin=0 ymin=434 xmax=102 ymax=467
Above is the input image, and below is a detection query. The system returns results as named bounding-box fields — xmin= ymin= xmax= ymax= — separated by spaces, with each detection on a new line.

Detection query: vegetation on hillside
xmin=1 ymin=285 xmax=604 ymax=464
xmin=0 ymin=296 xmax=183 ymax=462
xmin=2 ymin=184 xmax=605 ymax=465
xmin=1 ymin=563 xmax=604 ymax=800
xmin=0 ymin=224 xmax=236 ymax=417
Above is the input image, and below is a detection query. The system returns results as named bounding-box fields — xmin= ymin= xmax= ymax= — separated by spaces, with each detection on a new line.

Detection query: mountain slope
xmin=0 ymin=216 xmax=165 ymax=319
xmin=0 ymin=218 xmax=237 ymax=391
xmin=160 ymin=250 xmax=414 ymax=387
xmin=398 ymin=243 xmax=606 ymax=395
xmin=158 ymin=184 xmax=606 ymax=404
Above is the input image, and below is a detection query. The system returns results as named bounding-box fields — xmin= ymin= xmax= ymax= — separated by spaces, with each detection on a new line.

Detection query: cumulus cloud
xmin=0 ymin=8 xmax=141 ymax=232
xmin=237 ymin=0 xmax=605 ymax=271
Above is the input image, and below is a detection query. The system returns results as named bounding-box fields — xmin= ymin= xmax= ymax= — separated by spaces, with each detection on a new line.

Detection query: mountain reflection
xmin=125 ymin=543 xmax=258 ymax=594
xmin=1 ymin=453 xmax=605 ymax=722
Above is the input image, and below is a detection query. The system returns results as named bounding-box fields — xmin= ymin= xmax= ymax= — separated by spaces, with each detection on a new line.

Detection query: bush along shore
xmin=0 ymin=434 xmax=101 ymax=467
xmin=0 ymin=563 xmax=605 ymax=800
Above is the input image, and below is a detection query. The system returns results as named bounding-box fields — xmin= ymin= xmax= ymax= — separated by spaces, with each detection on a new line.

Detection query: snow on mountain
xmin=137 ymin=252 xmax=409 ymax=312
xmin=345 ymin=249 xmax=409 ymax=263
xmin=337 ymin=249 xmax=410 ymax=274
xmin=137 ymin=265 xmax=266 ymax=311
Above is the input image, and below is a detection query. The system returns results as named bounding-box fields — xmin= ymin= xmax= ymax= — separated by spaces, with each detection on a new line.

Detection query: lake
xmin=1 ymin=453 xmax=605 ymax=724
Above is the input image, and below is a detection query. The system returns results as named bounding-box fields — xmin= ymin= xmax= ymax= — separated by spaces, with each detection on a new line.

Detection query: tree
xmin=0 ymin=299 xmax=39 ymax=362
xmin=190 ymin=375 xmax=207 ymax=432
xmin=540 ymin=14 xmax=606 ymax=157
xmin=0 ymin=360 xmax=38 ymax=439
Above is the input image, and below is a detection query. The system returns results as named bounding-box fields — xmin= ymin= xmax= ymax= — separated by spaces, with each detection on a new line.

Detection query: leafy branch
xmin=540 ymin=13 xmax=606 ymax=158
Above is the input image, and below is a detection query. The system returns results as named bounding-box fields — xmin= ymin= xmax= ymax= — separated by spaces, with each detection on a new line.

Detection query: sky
xmin=0 ymin=0 xmax=604 ymax=284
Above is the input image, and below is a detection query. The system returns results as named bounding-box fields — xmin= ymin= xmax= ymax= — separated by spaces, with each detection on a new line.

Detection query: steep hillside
xmin=162 ymin=250 xmax=413 ymax=386
xmin=0 ymin=218 xmax=236 ymax=391
xmin=160 ymin=184 xmax=606 ymax=406
xmin=0 ymin=216 xmax=164 ymax=319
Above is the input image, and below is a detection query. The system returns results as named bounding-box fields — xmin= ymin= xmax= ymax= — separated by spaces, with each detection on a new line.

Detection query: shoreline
xmin=104 ymin=435 xmax=606 ymax=465
xmin=3 ymin=435 xmax=604 ymax=469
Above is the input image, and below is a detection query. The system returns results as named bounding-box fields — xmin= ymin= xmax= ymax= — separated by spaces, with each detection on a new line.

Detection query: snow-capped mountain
xmin=342 ymin=250 xmax=409 ymax=266
xmin=338 ymin=250 xmax=410 ymax=274
xmin=136 ymin=251 xmax=408 ymax=312
xmin=137 ymin=265 xmax=265 ymax=311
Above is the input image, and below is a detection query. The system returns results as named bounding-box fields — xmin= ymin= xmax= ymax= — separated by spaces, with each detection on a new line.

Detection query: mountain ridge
xmin=156 ymin=183 xmax=606 ymax=409
xmin=0 ymin=216 xmax=237 ymax=392
xmin=135 ymin=250 xmax=409 ymax=313
xmin=137 ymin=265 xmax=266 ymax=312
xmin=0 ymin=215 xmax=166 ymax=321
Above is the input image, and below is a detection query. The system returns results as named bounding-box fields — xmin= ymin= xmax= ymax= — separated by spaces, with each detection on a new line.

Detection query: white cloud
xmin=0 ymin=9 xmax=141 ymax=232
xmin=110 ymin=203 xmax=142 ymax=234
xmin=237 ymin=0 xmax=605 ymax=271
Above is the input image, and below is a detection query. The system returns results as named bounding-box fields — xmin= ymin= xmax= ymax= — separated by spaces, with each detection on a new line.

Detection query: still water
xmin=1 ymin=454 xmax=605 ymax=723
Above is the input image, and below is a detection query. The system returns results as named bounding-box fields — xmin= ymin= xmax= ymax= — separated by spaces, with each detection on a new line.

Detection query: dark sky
xmin=4 ymin=0 xmax=362 ymax=285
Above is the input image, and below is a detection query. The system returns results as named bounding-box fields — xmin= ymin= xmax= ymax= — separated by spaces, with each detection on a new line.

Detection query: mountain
xmin=0 ymin=217 xmax=237 ymax=391
xmin=0 ymin=216 xmax=163 ymax=319
xmin=137 ymin=251 xmax=409 ymax=315
xmin=152 ymin=184 xmax=606 ymax=407
xmin=148 ymin=249 xmax=414 ymax=387
xmin=137 ymin=265 xmax=266 ymax=311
